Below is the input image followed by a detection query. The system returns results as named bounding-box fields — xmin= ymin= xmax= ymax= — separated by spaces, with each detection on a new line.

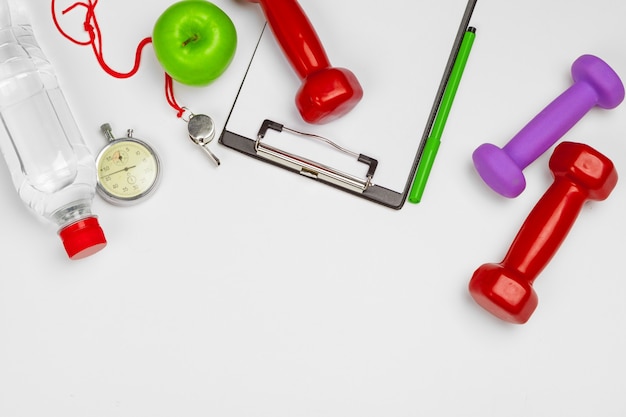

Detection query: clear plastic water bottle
xmin=0 ymin=0 xmax=106 ymax=259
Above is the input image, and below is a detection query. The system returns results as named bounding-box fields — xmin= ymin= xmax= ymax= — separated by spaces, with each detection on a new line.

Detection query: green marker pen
xmin=408 ymin=26 xmax=476 ymax=204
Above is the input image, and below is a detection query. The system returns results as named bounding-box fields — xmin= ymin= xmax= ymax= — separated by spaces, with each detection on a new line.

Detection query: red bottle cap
xmin=58 ymin=217 xmax=107 ymax=260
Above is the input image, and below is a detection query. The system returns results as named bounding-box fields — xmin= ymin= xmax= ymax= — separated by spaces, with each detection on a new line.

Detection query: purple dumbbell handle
xmin=504 ymin=82 xmax=597 ymax=169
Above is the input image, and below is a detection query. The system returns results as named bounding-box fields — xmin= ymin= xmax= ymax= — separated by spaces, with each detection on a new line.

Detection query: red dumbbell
xmin=468 ymin=141 xmax=618 ymax=324
xmin=248 ymin=0 xmax=363 ymax=124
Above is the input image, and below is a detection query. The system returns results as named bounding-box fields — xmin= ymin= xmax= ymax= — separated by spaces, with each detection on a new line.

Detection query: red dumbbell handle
xmin=255 ymin=0 xmax=330 ymax=79
xmin=501 ymin=179 xmax=588 ymax=284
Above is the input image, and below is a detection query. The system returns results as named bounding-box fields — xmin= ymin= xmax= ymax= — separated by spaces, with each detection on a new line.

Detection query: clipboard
xmin=220 ymin=0 xmax=478 ymax=209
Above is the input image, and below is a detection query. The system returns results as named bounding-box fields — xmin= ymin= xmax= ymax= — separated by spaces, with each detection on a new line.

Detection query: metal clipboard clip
xmin=254 ymin=119 xmax=378 ymax=194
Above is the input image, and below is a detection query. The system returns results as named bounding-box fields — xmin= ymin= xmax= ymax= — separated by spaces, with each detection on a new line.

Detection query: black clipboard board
xmin=220 ymin=0 xmax=478 ymax=209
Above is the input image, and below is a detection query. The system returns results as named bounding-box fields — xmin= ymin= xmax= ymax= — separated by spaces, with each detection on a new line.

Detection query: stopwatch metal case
xmin=95 ymin=123 xmax=161 ymax=206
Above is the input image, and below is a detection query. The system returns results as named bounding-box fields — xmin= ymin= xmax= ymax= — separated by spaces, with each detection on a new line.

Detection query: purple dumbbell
xmin=472 ymin=54 xmax=624 ymax=198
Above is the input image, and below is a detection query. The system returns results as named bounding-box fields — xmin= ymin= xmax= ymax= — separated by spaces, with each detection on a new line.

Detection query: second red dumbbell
xmin=468 ymin=141 xmax=618 ymax=324
xmin=248 ymin=0 xmax=363 ymax=124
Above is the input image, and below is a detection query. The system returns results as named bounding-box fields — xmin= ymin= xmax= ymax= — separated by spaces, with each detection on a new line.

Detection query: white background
xmin=1 ymin=0 xmax=626 ymax=416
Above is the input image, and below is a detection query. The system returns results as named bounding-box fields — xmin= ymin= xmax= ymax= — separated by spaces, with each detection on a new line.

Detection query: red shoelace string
xmin=51 ymin=0 xmax=186 ymax=117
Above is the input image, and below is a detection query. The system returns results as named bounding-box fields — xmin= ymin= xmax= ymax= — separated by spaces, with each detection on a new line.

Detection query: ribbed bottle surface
xmin=0 ymin=2 xmax=106 ymax=259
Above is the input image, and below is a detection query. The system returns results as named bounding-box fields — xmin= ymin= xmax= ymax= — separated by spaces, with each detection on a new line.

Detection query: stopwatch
xmin=95 ymin=123 xmax=161 ymax=205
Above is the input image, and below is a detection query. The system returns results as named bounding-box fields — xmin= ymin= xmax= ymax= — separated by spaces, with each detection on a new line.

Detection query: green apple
xmin=152 ymin=0 xmax=237 ymax=86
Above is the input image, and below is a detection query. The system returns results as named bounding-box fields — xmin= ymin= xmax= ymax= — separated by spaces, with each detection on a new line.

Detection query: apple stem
xmin=182 ymin=34 xmax=199 ymax=47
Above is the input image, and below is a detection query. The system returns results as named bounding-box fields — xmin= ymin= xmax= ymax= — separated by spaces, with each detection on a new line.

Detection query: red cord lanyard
xmin=51 ymin=0 xmax=186 ymax=118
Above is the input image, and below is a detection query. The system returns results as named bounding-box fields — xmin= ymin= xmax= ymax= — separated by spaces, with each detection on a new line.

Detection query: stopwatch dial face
xmin=96 ymin=139 xmax=160 ymax=204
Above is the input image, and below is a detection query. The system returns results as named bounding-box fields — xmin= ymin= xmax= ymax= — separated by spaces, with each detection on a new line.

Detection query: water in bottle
xmin=0 ymin=0 xmax=106 ymax=259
